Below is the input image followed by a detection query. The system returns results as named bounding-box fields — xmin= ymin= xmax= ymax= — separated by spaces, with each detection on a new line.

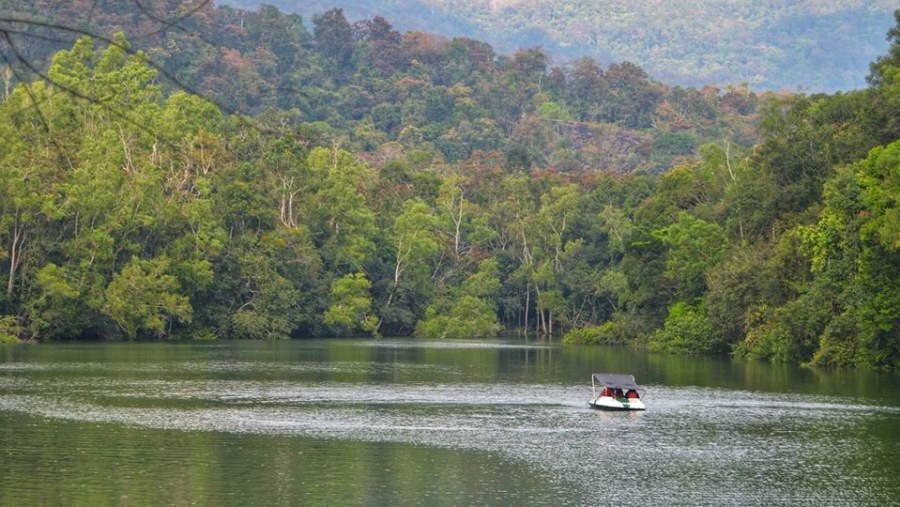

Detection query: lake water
xmin=1 ymin=339 xmax=899 ymax=506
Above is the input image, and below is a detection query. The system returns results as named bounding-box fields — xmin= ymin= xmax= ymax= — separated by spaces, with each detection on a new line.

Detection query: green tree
xmin=804 ymin=143 xmax=900 ymax=367
xmin=649 ymin=301 xmax=715 ymax=354
xmin=103 ymin=257 xmax=192 ymax=339
xmin=325 ymin=272 xmax=377 ymax=336
xmin=652 ymin=212 xmax=728 ymax=299
xmin=226 ymin=241 xmax=302 ymax=340
xmin=868 ymin=9 xmax=900 ymax=87
xmin=377 ymin=198 xmax=440 ymax=334
xmin=537 ymin=101 xmax=572 ymax=122
xmin=313 ymin=8 xmax=355 ymax=71
xmin=305 ymin=147 xmax=377 ymax=271
xmin=416 ymin=259 xmax=502 ymax=339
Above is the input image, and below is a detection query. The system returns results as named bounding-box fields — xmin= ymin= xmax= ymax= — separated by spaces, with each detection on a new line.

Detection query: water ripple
xmin=2 ymin=350 xmax=899 ymax=507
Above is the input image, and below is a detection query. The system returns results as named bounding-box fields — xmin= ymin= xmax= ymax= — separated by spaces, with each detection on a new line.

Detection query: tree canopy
xmin=0 ymin=4 xmax=898 ymax=369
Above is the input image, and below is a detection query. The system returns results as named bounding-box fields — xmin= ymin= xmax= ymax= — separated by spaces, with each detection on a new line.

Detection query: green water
xmin=2 ymin=339 xmax=899 ymax=506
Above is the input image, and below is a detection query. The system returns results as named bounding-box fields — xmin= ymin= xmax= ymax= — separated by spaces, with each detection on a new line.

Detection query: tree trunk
xmin=453 ymin=190 xmax=464 ymax=258
xmin=7 ymin=212 xmax=25 ymax=297
xmin=523 ymin=286 xmax=530 ymax=336
xmin=377 ymin=239 xmax=408 ymax=334
xmin=535 ymin=282 xmax=546 ymax=336
xmin=548 ymin=308 xmax=553 ymax=337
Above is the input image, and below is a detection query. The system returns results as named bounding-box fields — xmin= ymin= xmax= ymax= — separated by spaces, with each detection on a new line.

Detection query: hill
xmin=0 ymin=0 xmax=763 ymax=174
xmin=222 ymin=0 xmax=897 ymax=92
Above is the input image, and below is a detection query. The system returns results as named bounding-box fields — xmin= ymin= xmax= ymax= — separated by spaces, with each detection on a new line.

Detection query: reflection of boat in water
xmin=588 ymin=373 xmax=646 ymax=411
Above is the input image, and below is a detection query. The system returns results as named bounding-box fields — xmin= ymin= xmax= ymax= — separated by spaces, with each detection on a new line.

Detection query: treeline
xmin=224 ymin=0 xmax=897 ymax=92
xmin=0 ymin=5 xmax=898 ymax=368
xmin=409 ymin=0 xmax=897 ymax=92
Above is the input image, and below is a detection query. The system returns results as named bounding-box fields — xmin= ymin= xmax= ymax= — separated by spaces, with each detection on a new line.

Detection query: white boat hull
xmin=588 ymin=395 xmax=646 ymax=411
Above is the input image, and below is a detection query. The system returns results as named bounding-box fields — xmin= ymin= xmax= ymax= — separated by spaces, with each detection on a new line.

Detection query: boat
xmin=588 ymin=373 xmax=646 ymax=411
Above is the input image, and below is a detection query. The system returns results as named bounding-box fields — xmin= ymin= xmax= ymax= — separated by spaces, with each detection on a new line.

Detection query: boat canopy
xmin=592 ymin=373 xmax=640 ymax=390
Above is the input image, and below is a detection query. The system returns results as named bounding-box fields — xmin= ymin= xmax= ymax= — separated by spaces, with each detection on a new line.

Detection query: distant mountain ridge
xmin=221 ymin=0 xmax=897 ymax=92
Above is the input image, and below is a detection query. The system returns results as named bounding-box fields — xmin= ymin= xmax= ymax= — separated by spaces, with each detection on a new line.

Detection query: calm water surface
xmin=1 ymin=339 xmax=899 ymax=506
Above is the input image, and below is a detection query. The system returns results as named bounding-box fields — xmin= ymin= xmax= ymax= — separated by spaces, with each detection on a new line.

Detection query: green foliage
xmin=313 ymin=8 xmax=355 ymax=69
xmin=652 ymin=212 xmax=727 ymax=298
xmin=221 ymin=229 xmax=312 ymax=340
xmin=0 ymin=10 xmax=897 ymax=369
xmin=0 ymin=316 xmax=23 ymax=344
xmin=305 ymin=147 xmax=377 ymax=271
xmin=325 ymin=273 xmax=377 ymax=336
xmin=537 ymin=101 xmax=572 ymax=122
xmin=9 ymin=1 xmax=770 ymax=176
xmin=103 ymin=257 xmax=192 ymax=339
xmin=737 ymin=292 xmax=832 ymax=363
xmin=704 ymin=247 xmax=783 ymax=349
xmin=28 ymin=263 xmax=95 ymax=341
xmin=649 ymin=301 xmax=716 ymax=354
xmin=736 ymin=141 xmax=900 ymax=367
xmin=416 ymin=259 xmax=502 ymax=339
xmin=415 ymin=294 xmax=502 ymax=339
xmin=284 ymin=0 xmax=895 ymax=92
xmin=562 ymin=322 xmax=623 ymax=345
xmin=869 ymin=9 xmax=900 ymax=86
xmin=803 ymin=143 xmax=900 ymax=367
xmin=653 ymin=132 xmax=696 ymax=159
xmin=858 ymin=136 xmax=900 ymax=251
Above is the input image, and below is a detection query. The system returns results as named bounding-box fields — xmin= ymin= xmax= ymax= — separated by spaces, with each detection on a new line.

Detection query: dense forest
xmin=224 ymin=0 xmax=898 ymax=92
xmin=0 ymin=3 xmax=898 ymax=368
xmin=2 ymin=0 xmax=761 ymax=171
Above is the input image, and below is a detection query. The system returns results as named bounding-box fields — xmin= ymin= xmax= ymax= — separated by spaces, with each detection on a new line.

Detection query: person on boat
xmin=599 ymin=387 xmax=611 ymax=397
xmin=626 ymin=389 xmax=639 ymax=399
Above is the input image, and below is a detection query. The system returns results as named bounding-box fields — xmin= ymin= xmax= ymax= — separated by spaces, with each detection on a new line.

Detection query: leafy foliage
xmin=0 ymin=6 xmax=898 ymax=369
xmin=3 ymin=0 xmax=762 ymax=174
xmin=650 ymin=301 xmax=716 ymax=354
xmin=325 ymin=272 xmax=377 ymax=335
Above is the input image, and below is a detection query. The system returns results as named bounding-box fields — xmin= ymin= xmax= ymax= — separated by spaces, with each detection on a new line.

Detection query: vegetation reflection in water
xmin=1 ymin=339 xmax=899 ymax=507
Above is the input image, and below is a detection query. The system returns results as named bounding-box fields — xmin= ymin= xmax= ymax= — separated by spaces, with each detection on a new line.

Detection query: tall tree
xmin=312 ymin=8 xmax=354 ymax=71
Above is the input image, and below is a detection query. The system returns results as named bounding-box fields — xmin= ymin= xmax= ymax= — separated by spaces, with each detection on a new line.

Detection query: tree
xmin=312 ymin=8 xmax=354 ymax=70
xmin=377 ymin=198 xmax=439 ymax=334
xmin=704 ymin=246 xmax=782 ymax=350
xmin=649 ymin=301 xmax=715 ymax=354
xmin=537 ymin=101 xmax=572 ymax=122
xmin=652 ymin=212 xmax=727 ymax=299
xmin=803 ymin=142 xmax=900 ymax=367
xmin=512 ymin=48 xmax=548 ymax=78
xmin=103 ymin=257 xmax=192 ymax=339
xmin=226 ymin=241 xmax=302 ymax=340
xmin=416 ymin=259 xmax=501 ymax=339
xmin=305 ymin=147 xmax=377 ymax=272
xmin=867 ymin=64 xmax=900 ymax=145
xmin=436 ymin=175 xmax=471 ymax=262
xmin=868 ymin=9 xmax=900 ymax=87
xmin=324 ymin=272 xmax=377 ymax=336
xmin=598 ymin=205 xmax=633 ymax=256
xmin=0 ymin=137 xmax=58 ymax=303
xmin=565 ymin=57 xmax=604 ymax=120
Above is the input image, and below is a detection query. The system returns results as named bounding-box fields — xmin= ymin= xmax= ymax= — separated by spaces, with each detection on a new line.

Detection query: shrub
xmin=563 ymin=321 xmax=623 ymax=345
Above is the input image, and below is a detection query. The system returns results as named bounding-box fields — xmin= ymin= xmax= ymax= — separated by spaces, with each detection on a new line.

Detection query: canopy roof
xmin=592 ymin=373 xmax=640 ymax=390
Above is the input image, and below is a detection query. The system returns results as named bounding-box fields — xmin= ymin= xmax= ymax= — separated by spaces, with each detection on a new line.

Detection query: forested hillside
xmin=0 ymin=3 xmax=898 ymax=368
xmin=223 ymin=0 xmax=898 ymax=92
xmin=1 ymin=0 xmax=759 ymax=173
